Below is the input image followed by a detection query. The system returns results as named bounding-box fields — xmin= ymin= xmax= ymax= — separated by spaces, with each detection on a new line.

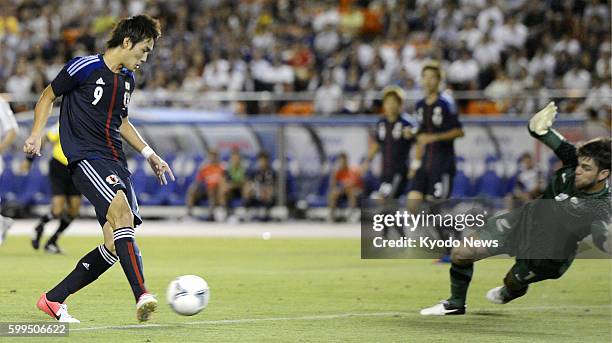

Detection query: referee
xmin=0 ymin=95 xmax=19 ymax=246
xmin=26 ymin=122 xmax=81 ymax=254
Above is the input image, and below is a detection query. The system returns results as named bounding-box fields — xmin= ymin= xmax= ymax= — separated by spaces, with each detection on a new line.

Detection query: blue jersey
xmin=415 ymin=93 xmax=461 ymax=172
xmin=375 ymin=114 xmax=417 ymax=181
xmin=51 ymin=54 xmax=135 ymax=172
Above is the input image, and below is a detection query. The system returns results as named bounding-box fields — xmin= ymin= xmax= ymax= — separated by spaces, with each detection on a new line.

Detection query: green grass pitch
xmin=1 ymin=235 xmax=610 ymax=342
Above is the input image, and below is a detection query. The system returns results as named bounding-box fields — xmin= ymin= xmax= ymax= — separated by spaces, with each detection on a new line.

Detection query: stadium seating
xmin=473 ymin=155 xmax=505 ymax=197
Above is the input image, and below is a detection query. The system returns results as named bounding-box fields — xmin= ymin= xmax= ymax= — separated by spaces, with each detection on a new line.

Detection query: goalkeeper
xmin=420 ymin=102 xmax=611 ymax=315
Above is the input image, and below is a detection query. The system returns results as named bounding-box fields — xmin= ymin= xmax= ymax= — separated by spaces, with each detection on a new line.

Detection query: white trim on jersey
xmin=439 ymin=92 xmax=459 ymax=115
xmin=66 ymin=56 xmax=97 ymax=74
xmin=67 ymin=55 xmax=100 ymax=76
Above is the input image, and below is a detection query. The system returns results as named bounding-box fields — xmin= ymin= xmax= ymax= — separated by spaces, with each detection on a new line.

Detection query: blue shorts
xmin=69 ymin=159 xmax=142 ymax=227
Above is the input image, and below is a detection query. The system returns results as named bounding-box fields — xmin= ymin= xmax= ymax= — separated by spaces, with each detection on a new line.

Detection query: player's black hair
xmin=577 ymin=138 xmax=611 ymax=172
xmin=421 ymin=61 xmax=442 ymax=79
xmin=106 ymin=15 xmax=161 ymax=49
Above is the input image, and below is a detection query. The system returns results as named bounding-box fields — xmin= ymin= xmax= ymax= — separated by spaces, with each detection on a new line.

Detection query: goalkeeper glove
xmin=529 ymin=101 xmax=558 ymax=135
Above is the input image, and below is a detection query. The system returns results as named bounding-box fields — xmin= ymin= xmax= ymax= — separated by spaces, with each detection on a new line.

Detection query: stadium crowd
xmin=0 ymin=0 xmax=610 ymax=118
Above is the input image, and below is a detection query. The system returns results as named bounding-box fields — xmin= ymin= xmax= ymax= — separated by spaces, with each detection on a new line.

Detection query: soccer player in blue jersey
xmin=408 ymin=62 xmax=464 ymax=208
xmin=24 ymin=15 xmax=174 ymax=323
xmin=363 ymin=86 xmax=418 ymax=200
xmin=408 ymin=62 xmax=464 ymax=261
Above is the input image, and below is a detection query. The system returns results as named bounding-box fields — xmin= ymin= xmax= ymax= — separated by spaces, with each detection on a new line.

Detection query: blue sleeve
xmin=50 ymin=58 xmax=81 ymax=96
xmin=50 ymin=56 xmax=99 ymax=96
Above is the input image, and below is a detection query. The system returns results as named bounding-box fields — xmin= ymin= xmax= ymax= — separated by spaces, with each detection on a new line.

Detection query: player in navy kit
xmin=24 ymin=15 xmax=173 ymax=323
xmin=409 ymin=63 xmax=464 ymax=204
xmin=363 ymin=86 xmax=418 ymax=200
xmin=408 ymin=63 xmax=464 ymax=260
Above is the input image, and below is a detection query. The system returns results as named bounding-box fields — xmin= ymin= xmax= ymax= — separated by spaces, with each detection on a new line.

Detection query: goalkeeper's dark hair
xmin=106 ymin=15 xmax=161 ymax=49
xmin=577 ymin=138 xmax=611 ymax=172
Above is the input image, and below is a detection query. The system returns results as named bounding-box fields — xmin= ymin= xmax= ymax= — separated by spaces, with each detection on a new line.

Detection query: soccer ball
xmin=166 ymin=275 xmax=210 ymax=316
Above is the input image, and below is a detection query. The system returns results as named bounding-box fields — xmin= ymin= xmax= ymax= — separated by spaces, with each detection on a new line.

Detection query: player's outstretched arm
xmin=24 ymin=85 xmax=56 ymax=156
xmin=120 ymin=117 xmax=175 ymax=185
xmin=528 ymin=102 xmax=577 ymax=166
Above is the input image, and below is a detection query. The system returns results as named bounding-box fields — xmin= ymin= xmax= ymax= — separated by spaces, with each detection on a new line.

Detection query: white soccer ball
xmin=166 ymin=275 xmax=210 ymax=316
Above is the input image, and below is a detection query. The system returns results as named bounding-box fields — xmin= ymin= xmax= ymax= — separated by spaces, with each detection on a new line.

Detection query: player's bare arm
xmin=23 ymin=85 xmax=57 ymax=156
xmin=361 ymin=141 xmax=379 ymax=173
xmin=408 ymin=142 xmax=424 ymax=179
xmin=120 ymin=117 xmax=175 ymax=185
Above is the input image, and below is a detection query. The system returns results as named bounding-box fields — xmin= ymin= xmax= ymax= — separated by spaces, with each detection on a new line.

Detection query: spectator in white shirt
xmin=553 ymin=34 xmax=582 ymax=57
xmin=203 ymin=52 xmax=230 ymax=91
xmin=474 ymin=31 xmax=502 ymax=68
xmin=528 ymin=47 xmax=556 ymax=77
xmin=458 ymin=17 xmax=482 ymax=51
xmin=267 ymin=55 xmax=295 ymax=92
xmin=314 ymin=24 xmax=340 ymax=56
xmin=477 ymin=0 xmax=503 ymax=33
xmin=562 ymin=63 xmax=591 ymax=90
xmin=492 ymin=16 xmax=528 ymax=50
xmin=6 ymin=59 xmax=33 ymax=100
xmin=484 ymin=68 xmax=516 ymax=111
xmin=447 ymin=49 xmax=480 ymax=89
xmin=595 ymin=45 xmax=611 ymax=79
xmin=315 ymin=72 xmax=342 ymax=115
xmin=250 ymin=50 xmax=273 ymax=92
xmin=433 ymin=14 xmax=460 ymax=48
xmin=181 ymin=67 xmax=204 ymax=92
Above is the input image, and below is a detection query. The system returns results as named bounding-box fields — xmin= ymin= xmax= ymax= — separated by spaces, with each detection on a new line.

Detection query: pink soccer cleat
xmin=36 ymin=293 xmax=80 ymax=323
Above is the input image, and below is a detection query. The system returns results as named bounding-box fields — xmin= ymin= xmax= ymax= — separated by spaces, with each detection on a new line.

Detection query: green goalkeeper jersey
xmin=509 ymin=129 xmax=610 ymax=259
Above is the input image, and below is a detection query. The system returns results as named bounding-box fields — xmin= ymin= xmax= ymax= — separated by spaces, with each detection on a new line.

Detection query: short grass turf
xmin=0 ymin=235 xmax=610 ymax=342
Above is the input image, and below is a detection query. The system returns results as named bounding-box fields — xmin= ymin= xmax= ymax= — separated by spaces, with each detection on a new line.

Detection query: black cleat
xmin=31 ymin=225 xmax=44 ymax=250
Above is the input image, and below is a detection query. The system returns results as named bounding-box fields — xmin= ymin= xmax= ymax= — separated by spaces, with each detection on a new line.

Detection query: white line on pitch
xmin=71 ymin=312 xmax=404 ymax=332
xmin=71 ymin=305 xmax=612 ymax=332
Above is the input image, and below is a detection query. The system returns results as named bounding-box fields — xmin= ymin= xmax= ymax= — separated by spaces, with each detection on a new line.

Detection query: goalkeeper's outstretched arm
xmin=528 ymin=102 xmax=577 ymax=166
